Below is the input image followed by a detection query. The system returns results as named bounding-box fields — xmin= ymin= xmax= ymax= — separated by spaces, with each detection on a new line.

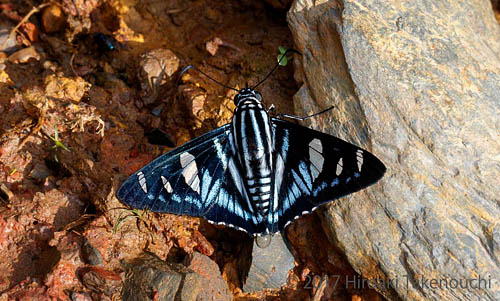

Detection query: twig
xmin=70 ymin=51 xmax=77 ymax=76
xmin=17 ymin=105 xmax=47 ymax=151
xmin=0 ymin=2 xmax=51 ymax=50
xmin=166 ymin=8 xmax=185 ymax=14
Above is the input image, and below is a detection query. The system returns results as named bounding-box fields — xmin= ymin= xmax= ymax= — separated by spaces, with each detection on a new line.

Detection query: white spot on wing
xmin=286 ymin=209 xmax=316 ymax=229
xmin=191 ymin=176 xmax=200 ymax=194
xmin=205 ymin=219 xmax=248 ymax=234
xmin=137 ymin=172 xmax=147 ymax=193
xmin=309 ymin=138 xmax=324 ymax=181
xmin=336 ymin=157 xmax=343 ymax=176
xmin=180 ymin=152 xmax=200 ymax=194
xmin=309 ymin=138 xmax=322 ymax=153
xmin=161 ymin=176 xmax=173 ymax=193
xmin=356 ymin=149 xmax=364 ymax=172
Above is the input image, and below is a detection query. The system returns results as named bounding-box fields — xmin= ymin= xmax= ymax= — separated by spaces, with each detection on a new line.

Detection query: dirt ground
xmin=0 ymin=0 xmax=382 ymax=300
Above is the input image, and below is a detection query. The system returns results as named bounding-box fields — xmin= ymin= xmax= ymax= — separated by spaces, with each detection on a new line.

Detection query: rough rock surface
xmin=288 ymin=0 xmax=500 ymax=300
xmin=185 ymin=252 xmax=233 ymax=300
xmin=122 ymin=252 xmax=232 ymax=301
xmin=122 ymin=253 xmax=189 ymax=301
xmin=243 ymin=233 xmax=295 ymax=292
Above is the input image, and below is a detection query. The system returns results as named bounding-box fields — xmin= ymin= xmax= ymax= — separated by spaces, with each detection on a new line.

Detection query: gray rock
xmin=28 ymin=162 xmax=52 ymax=181
xmin=178 ymin=272 xmax=202 ymax=301
xmin=0 ymin=25 xmax=17 ymax=53
xmin=243 ymin=233 xmax=295 ymax=292
xmin=122 ymin=252 xmax=200 ymax=301
xmin=81 ymin=240 xmax=103 ymax=266
xmin=184 ymin=252 xmax=232 ymax=301
xmin=288 ymin=0 xmax=500 ymax=300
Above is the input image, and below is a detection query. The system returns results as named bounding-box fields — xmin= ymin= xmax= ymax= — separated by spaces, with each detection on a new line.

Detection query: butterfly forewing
xmin=117 ymin=125 xmax=226 ymax=212
xmin=271 ymin=118 xmax=386 ymax=231
xmin=116 ymin=124 xmax=258 ymax=234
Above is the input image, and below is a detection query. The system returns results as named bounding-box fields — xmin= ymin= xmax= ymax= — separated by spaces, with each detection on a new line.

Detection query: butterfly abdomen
xmin=231 ymin=90 xmax=273 ymax=217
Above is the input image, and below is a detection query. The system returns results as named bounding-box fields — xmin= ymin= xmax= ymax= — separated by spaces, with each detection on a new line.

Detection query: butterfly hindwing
xmin=271 ymin=118 xmax=386 ymax=231
xmin=117 ymin=124 xmax=256 ymax=233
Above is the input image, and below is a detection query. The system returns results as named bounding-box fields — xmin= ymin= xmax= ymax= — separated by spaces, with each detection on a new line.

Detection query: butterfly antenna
xmin=252 ymin=48 xmax=301 ymax=90
xmin=178 ymin=65 xmax=239 ymax=92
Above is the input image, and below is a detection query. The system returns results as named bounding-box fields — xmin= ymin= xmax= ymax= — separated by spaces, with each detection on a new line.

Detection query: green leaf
xmin=277 ymin=53 xmax=288 ymax=66
xmin=48 ymin=127 xmax=71 ymax=152
xmin=113 ymin=209 xmax=147 ymax=233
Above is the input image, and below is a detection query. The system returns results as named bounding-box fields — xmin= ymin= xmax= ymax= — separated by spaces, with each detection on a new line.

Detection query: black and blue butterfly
xmin=117 ymin=52 xmax=386 ymax=236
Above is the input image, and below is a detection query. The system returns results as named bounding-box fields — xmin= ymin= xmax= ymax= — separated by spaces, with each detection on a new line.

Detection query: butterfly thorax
xmin=231 ymin=89 xmax=273 ymax=218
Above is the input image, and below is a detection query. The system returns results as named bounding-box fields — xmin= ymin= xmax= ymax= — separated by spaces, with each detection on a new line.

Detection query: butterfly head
xmin=234 ymin=88 xmax=263 ymax=106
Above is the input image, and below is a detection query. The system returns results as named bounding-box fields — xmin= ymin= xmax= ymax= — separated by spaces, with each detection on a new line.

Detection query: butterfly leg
xmin=276 ymin=106 xmax=335 ymax=121
xmin=267 ymin=104 xmax=276 ymax=114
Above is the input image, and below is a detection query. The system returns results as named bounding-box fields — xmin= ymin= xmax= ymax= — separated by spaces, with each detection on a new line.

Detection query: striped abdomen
xmin=232 ymin=96 xmax=273 ymax=217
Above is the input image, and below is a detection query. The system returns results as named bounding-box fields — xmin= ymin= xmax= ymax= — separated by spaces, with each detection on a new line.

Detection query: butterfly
xmin=118 ymin=49 xmax=385 ymax=236
xmin=117 ymin=85 xmax=386 ymax=236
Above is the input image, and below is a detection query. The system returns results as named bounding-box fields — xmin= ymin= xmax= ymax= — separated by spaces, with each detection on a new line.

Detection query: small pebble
xmin=21 ymin=22 xmax=39 ymax=42
xmin=81 ymin=240 xmax=103 ymax=266
xmin=8 ymin=46 xmax=40 ymax=64
xmin=206 ymin=37 xmax=223 ymax=56
xmin=42 ymin=60 xmax=58 ymax=72
xmin=28 ymin=162 xmax=51 ymax=181
xmin=0 ymin=26 xmax=17 ymax=53
xmin=151 ymin=103 xmax=164 ymax=116
xmin=42 ymin=5 xmax=66 ymax=33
